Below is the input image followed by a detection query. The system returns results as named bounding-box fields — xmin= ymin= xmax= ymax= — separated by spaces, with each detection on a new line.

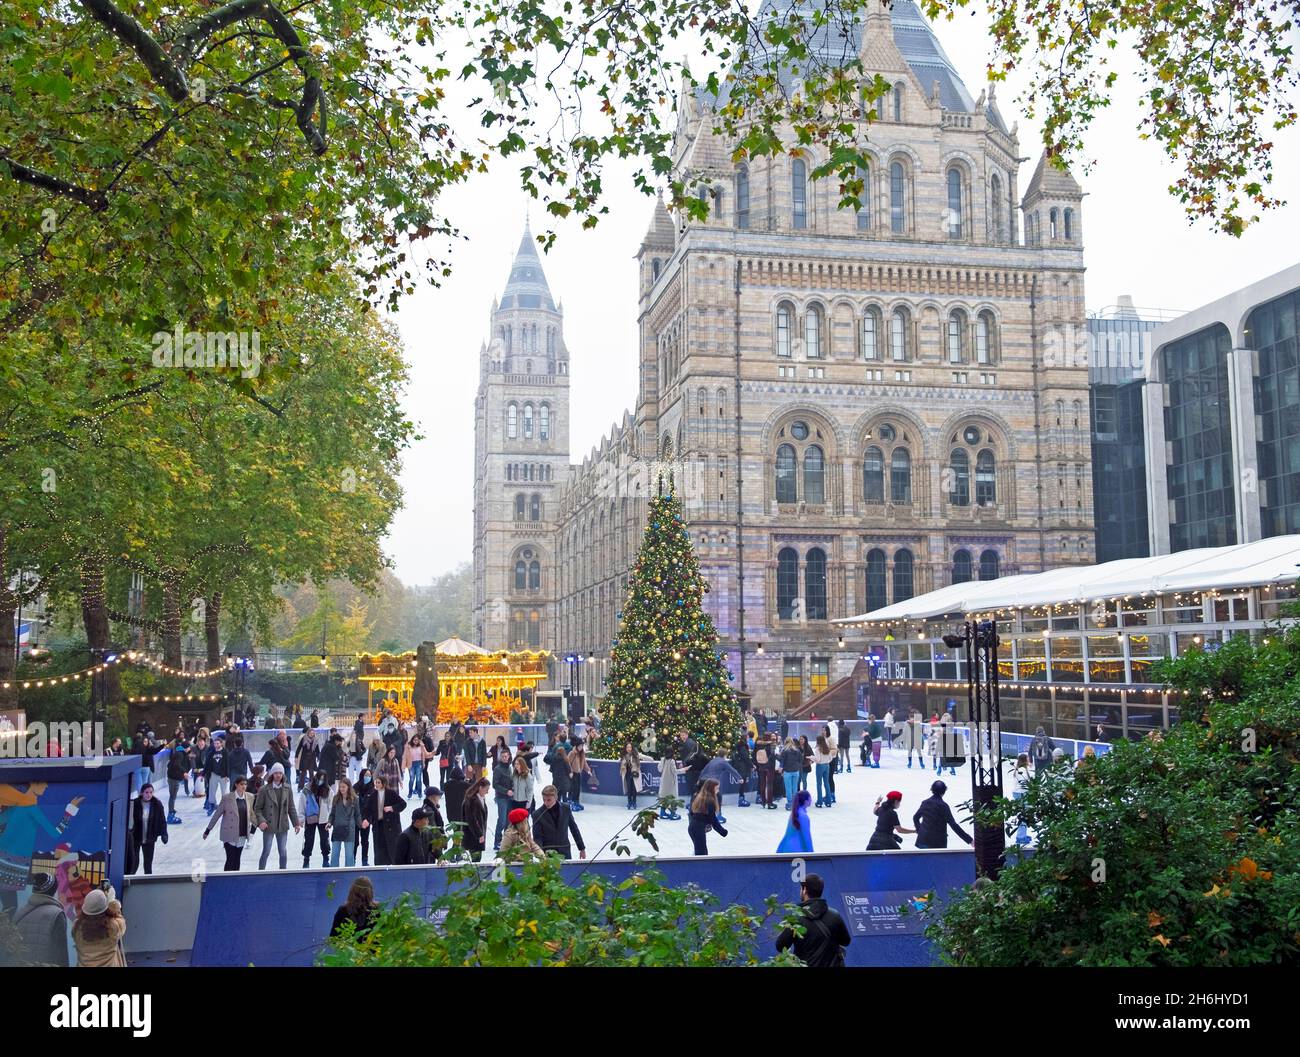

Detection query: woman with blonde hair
xmin=686 ymin=779 xmax=728 ymax=856
xmin=510 ymin=753 xmax=535 ymax=812
xmin=566 ymin=738 xmax=593 ymax=812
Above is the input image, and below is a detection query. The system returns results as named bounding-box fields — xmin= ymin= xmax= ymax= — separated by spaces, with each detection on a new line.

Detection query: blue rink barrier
xmin=186 ymin=848 xmax=975 ymax=967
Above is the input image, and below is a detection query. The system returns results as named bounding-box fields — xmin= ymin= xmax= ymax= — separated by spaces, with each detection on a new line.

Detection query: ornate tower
xmin=472 ymin=223 xmax=571 ymax=650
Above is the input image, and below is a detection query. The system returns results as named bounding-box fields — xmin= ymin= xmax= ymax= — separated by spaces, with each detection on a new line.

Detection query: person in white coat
xmin=657 ymin=753 xmax=682 ymax=820
xmin=901 ymin=711 xmax=926 ymax=768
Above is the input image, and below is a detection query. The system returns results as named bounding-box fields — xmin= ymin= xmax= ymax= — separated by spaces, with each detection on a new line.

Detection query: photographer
xmin=72 ymin=885 xmax=127 ymax=967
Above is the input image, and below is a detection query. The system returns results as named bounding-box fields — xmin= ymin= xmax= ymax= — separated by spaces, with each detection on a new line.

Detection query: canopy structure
xmin=358 ymin=636 xmax=550 ymax=723
xmin=833 ymin=536 xmax=1300 ymax=627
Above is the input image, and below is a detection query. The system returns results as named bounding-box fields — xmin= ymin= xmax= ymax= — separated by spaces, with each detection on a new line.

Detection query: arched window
xmin=775 ymin=443 xmax=798 ymax=504
xmin=863 ymin=446 xmax=884 ymax=503
xmin=506 ymin=464 xmax=514 ymax=481
xmin=953 ymin=549 xmax=973 ymax=584
xmin=856 ymin=164 xmax=871 ymax=230
xmin=514 ymin=493 xmax=526 ymax=520
xmin=865 ymin=549 xmax=888 ymax=611
xmin=776 ymin=302 xmax=793 ymax=358
xmin=949 ymin=448 xmax=970 ymax=506
xmin=539 ymin=404 xmax=551 ymax=440
xmin=792 ymin=158 xmax=807 ymax=229
xmin=976 ymin=312 xmax=994 ymax=365
xmin=893 ymin=84 xmax=903 ymax=122
xmin=890 ymin=161 xmax=906 ymax=233
xmin=1064 ymin=208 xmax=1074 ymax=240
xmin=777 ymin=547 xmax=800 ymax=619
xmin=890 ymin=447 xmax=912 ymax=503
xmin=990 ymin=173 xmax=1004 ymax=241
xmin=862 ymin=306 xmax=881 ymax=360
xmin=946 ymin=167 xmax=963 ymax=238
xmin=803 ymin=445 xmax=825 ymax=504
xmin=506 ymin=403 xmax=518 ymax=439
xmin=528 ymin=559 xmax=541 ymax=589
xmin=651 ymin=259 xmax=661 ymax=281
xmin=805 ymin=548 xmax=827 ymax=620
xmin=947 ymin=310 xmax=966 ymax=363
xmin=530 ymin=494 xmax=541 ymax=521
xmin=804 ymin=305 xmax=823 ymax=359
xmin=511 ymin=609 xmax=526 ymax=647
xmin=736 ymin=165 xmax=750 ymax=229
xmin=1049 ymin=208 xmax=1059 ymax=240
xmin=890 ymin=307 xmax=909 ymax=361
xmin=875 ymin=91 xmax=886 ymax=121
xmin=979 ymin=549 xmax=1000 ymax=580
xmin=523 ymin=403 xmax=534 ymax=439
xmin=514 ymin=560 xmax=526 ymax=590
xmin=976 ymin=449 xmax=997 ymax=505
xmin=892 ymin=549 xmax=914 ymax=603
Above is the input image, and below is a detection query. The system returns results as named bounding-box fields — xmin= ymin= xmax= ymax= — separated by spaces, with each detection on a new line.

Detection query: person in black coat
xmin=682 ymin=749 xmax=711 ymax=798
xmin=393 ymin=810 xmax=432 ymax=865
xmin=131 ymin=784 xmax=169 ymax=874
xmin=362 ymin=776 xmax=406 ymax=865
xmin=353 ymin=769 xmax=376 ymax=866
xmin=225 ymin=735 xmax=253 ymax=785
xmin=531 ymin=786 xmax=586 ymax=859
xmin=730 ymin=738 xmax=753 ymax=807
xmin=320 ymin=733 xmax=346 ymax=785
xmin=463 ymin=727 xmax=488 ymax=771
xmin=912 ymin=781 xmax=973 ymax=849
xmin=775 ymin=874 xmax=851 ymax=967
xmin=443 ymin=765 xmax=469 ymax=825
xmin=867 ymin=791 xmax=915 ymax=850
xmin=461 ymin=776 xmax=491 ymax=861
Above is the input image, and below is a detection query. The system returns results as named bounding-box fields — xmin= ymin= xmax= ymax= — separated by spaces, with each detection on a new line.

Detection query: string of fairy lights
xmin=2 ymin=648 xmax=227 ymax=692
xmin=874 ymin=677 xmax=1190 ymax=697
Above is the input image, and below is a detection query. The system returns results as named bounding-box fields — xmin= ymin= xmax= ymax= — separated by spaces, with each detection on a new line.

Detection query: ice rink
xmin=144 ymin=738 xmax=1025 ymax=876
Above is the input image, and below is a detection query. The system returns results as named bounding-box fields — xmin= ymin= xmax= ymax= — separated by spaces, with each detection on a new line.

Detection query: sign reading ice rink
xmin=842 ymin=890 xmax=930 ymax=935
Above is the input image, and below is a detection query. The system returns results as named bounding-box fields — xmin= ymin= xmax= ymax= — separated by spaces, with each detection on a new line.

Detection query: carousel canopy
xmin=434 ymin=635 xmax=489 ymax=656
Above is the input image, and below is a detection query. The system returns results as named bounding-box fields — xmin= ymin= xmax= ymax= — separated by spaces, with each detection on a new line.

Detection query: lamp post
xmin=943 ymin=620 xmax=1005 ymax=880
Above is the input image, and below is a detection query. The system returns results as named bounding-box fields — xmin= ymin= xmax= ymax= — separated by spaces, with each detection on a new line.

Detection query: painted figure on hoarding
xmin=0 ymin=783 xmax=85 ymax=914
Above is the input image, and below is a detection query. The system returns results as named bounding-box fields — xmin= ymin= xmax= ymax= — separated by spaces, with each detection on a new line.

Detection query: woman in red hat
xmin=498 ymin=807 xmax=543 ymax=858
xmin=866 ymin=791 xmax=915 ymax=850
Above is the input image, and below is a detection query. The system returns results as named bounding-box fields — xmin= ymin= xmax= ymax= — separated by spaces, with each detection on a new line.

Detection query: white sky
xmin=383 ymin=9 xmax=1300 ymax=585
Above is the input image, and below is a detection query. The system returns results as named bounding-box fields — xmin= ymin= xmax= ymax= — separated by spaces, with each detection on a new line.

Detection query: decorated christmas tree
xmin=595 ymin=481 xmax=741 ymax=757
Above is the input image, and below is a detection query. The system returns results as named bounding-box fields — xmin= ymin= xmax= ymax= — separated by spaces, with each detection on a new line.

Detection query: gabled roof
xmin=499 ymin=222 xmax=556 ymax=310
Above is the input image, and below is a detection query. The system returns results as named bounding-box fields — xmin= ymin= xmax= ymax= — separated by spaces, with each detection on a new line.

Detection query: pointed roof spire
xmin=1024 ymin=148 xmax=1083 ymax=202
xmin=500 ymin=219 xmax=555 ymax=310
xmin=640 ymin=192 xmax=675 ymax=253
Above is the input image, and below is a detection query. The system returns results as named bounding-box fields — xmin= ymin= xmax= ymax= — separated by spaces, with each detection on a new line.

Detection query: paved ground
xmin=146 ymin=743 xmax=1020 ymax=875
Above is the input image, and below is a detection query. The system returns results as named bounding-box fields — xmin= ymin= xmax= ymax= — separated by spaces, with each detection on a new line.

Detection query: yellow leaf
xmin=1147 ymin=911 xmax=1163 ymax=928
xmin=1152 ymin=934 xmax=1171 ymax=947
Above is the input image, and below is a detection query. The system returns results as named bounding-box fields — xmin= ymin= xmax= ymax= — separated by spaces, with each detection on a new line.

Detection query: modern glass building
xmin=1143 ymin=263 xmax=1300 ymax=554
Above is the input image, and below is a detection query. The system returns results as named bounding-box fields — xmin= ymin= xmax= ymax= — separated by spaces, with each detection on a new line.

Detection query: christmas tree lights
xmin=595 ymin=482 xmax=740 ymax=757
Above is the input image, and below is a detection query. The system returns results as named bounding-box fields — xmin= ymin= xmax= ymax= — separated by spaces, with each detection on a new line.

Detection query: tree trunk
xmin=413 ymin=640 xmax=440 ymax=721
xmin=162 ymin=577 xmax=182 ymax=669
xmin=205 ymin=590 xmax=223 ymax=670
xmin=80 ymin=554 xmax=120 ymax=719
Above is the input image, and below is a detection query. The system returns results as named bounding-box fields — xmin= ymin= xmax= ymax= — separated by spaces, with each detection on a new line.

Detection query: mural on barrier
xmin=0 ymin=780 xmax=108 ymax=965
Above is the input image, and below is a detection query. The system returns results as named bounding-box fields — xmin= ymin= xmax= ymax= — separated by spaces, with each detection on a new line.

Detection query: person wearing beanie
xmin=9 ymin=872 xmax=69 ymax=966
xmin=531 ymin=786 xmax=586 ymax=859
xmin=498 ymin=806 xmax=543 ymax=859
xmin=393 ymin=807 xmax=432 ymax=866
xmin=867 ymin=791 xmax=915 ymax=850
xmin=72 ymin=885 xmax=127 ymax=967
xmin=913 ymin=780 xmax=973 ymax=849
xmin=253 ymin=762 xmax=301 ymax=869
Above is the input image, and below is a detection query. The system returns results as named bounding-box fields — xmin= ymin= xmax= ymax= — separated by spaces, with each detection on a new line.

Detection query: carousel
xmin=357 ymin=636 xmax=550 ymax=724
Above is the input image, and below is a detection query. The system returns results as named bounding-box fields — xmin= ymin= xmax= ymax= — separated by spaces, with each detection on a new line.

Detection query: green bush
xmin=925 ymin=624 xmax=1300 ymax=966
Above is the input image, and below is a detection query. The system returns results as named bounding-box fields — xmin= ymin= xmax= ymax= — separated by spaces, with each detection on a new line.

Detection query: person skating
xmin=320 ymin=732 xmax=347 ymax=788
xmin=752 ymin=735 xmax=776 ymax=808
xmin=354 ymin=768 xmax=376 ymax=866
xmin=1009 ymin=753 xmax=1032 ymax=845
xmin=443 ymin=764 xmax=468 ymax=829
xmin=363 ymin=775 xmax=406 ymax=866
xmin=698 ymin=748 xmax=743 ymax=821
xmin=203 ymin=775 xmax=256 ymax=870
xmin=130 ymin=784 xmax=168 ymax=875
xmin=498 ymin=807 xmax=544 ymax=859
xmin=775 ymin=873 xmax=851 ymax=967
xmin=463 ymin=726 xmax=488 ymax=773
xmin=259 ymin=730 xmax=293 ymax=789
xmin=778 ymin=737 xmax=803 ymax=809
xmin=776 ymin=789 xmax=813 ymax=854
xmin=656 ymin=751 xmax=682 ymax=819
xmin=681 ymin=743 xmax=711 ymax=800
xmin=913 ymin=781 xmax=973 ymax=849
xmin=295 ymin=728 xmax=320 ymax=791
xmin=901 ymin=710 xmax=925 ymax=768
xmin=297 ymin=770 xmax=333 ymax=868
xmin=686 ymin=779 xmax=728 ymax=856
xmin=1029 ymin=726 xmax=1055 ymax=775
xmin=165 ymin=739 xmax=189 ymax=823
xmin=403 ymin=735 xmax=427 ymax=799
xmin=328 ymin=778 xmax=362 ymax=867
xmin=822 ymin=724 xmax=838 ymax=803
xmin=566 ymin=739 xmax=593 ymax=811
xmin=531 ymin=786 xmax=586 ymax=859
xmin=462 ymin=776 xmax=491 ymax=861
xmin=618 ymin=741 xmax=652 ymax=810
xmin=730 ymin=736 xmax=754 ymax=807
xmin=510 ymin=753 xmax=535 ymax=813
xmin=867 ymin=791 xmax=915 ymax=850
xmin=253 ymin=763 xmax=301 ymax=869
xmin=203 ymin=733 xmax=228 ymax=815
xmin=377 ymin=743 xmax=403 ymax=796
xmin=836 ymin=720 xmax=852 ymax=773
xmin=491 ymin=747 xmax=514 ymax=850
xmin=226 ymin=734 xmax=253 ymax=786
xmin=545 ymin=735 xmax=572 ymax=804
xmin=393 ymin=808 xmax=432 ymax=865
xmin=797 ymin=735 xmax=813 ymax=792
xmin=812 ymin=735 xmax=836 ymax=809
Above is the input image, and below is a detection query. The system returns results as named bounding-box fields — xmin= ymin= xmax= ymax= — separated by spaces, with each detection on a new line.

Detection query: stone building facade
xmin=476 ymin=0 xmax=1095 ymax=713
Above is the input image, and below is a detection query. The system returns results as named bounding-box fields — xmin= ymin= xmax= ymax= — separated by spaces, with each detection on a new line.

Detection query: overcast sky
xmin=381 ymin=10 xmax=1300 ymax=586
